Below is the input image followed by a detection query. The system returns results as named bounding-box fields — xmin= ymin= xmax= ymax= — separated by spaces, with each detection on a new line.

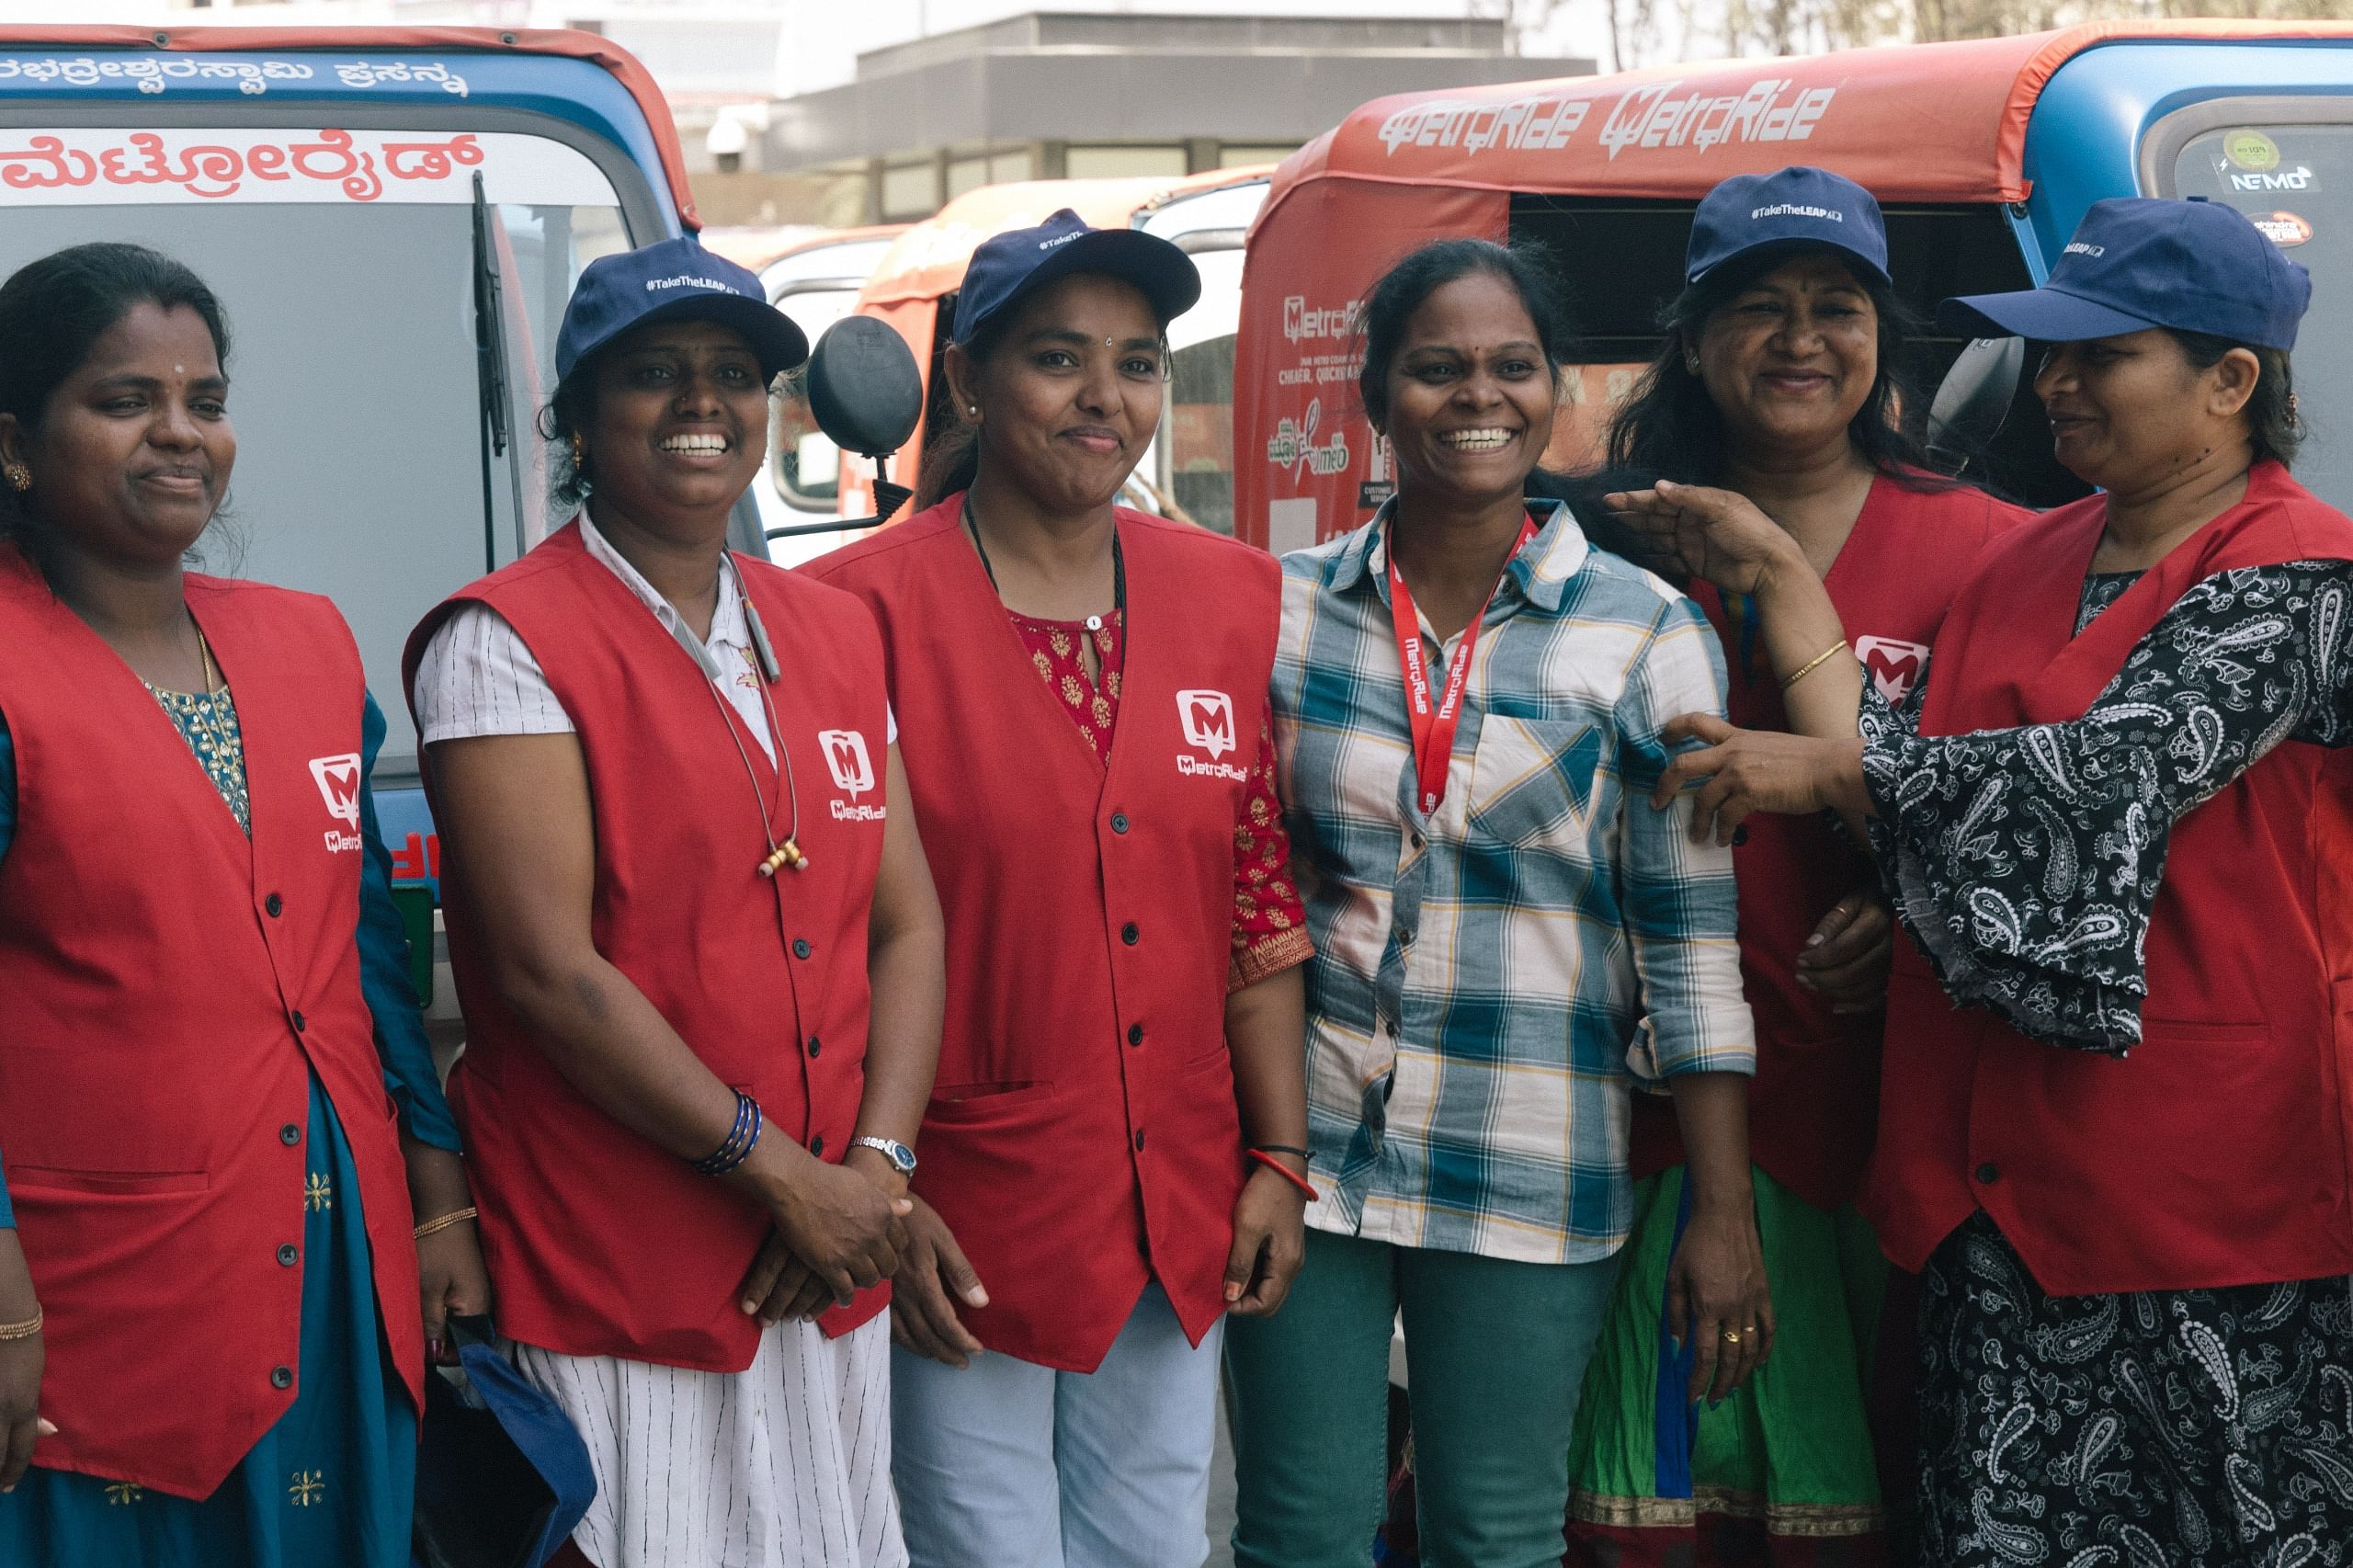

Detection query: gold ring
xmin=1721 ymin=1328 xmax=1743 ymax=1344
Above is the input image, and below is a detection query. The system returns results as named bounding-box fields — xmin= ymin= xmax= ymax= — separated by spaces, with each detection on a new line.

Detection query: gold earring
xmin=5 ymin=463 xmax=28 ymax=493
xmin=568 ymin=432 xmax=585 ymax=468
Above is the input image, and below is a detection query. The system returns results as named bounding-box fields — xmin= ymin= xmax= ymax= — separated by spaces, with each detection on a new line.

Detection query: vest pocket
xmin=7 ymin=1165 xmax=210 ymax=1197
xmin=1180 ymin=1045 xmax=1233 ymax=1077
xmin=1466 ymin=717 xmax=1599 ymax=848
xmin=926 ymin=1080 xmax=1057 ymax=1120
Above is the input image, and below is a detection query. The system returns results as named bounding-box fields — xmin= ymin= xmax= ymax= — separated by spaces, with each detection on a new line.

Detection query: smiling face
xmin=1693 ymin=252 xmax=1878 ymax=458
xmin=582 ymin=316 xmax=768 ymax=535
xmin=1380 ymin=271 xmax=1559 ymax=508
xmin=949 ymin=271 xmax=1164 ymax=517
xmin=2032 ymin=329 xmax=2257 ymax=494
xmin=1 ymin=300 xmax=233 ymax=568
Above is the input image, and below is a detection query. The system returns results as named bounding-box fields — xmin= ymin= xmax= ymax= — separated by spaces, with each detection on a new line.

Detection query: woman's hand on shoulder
xmin=1651 ymin=715 xmax=1870 ymax=844
xmin=1607 ymin=481 xmax=1806 ymax=597
xmin=0 ymin=1231 xmax=53 ymax=1493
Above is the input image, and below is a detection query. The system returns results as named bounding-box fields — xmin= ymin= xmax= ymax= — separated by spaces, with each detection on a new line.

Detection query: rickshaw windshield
xmin=0 ymin=128 xmax=636 ymax=772
xmin=2153 ymin=109 xmax=2353 ymax=506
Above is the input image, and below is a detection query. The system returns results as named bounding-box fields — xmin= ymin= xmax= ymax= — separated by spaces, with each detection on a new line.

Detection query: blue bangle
xmin=693 ymin=1091 xmax=762 ymax=1177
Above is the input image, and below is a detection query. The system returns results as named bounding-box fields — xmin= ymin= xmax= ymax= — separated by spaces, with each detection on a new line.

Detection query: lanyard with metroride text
xmin=1387 ymin=513 xmax=1540 ymax=816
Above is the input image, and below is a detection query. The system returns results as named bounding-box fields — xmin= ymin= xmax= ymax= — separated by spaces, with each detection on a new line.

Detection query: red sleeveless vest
xmin=0 ymin=549 xmax=422 ymax=1499
xmin=807 ymin=499 xmax=1278 ymax=1370
xmin=1634 ymin=478 xmax=2026 ymax=1211
xmin=405 ymin=522 xmax=891 ymax=1369
xmin=1867 ymin=461 xmax=2353 ymax=1291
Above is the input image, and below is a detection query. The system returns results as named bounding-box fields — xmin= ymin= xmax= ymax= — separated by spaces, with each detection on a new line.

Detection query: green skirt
xmin=1564 ymin=1165 xmax=1888 ymax=1561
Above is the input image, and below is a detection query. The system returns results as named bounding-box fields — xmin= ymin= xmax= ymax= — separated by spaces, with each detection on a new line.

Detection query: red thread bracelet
xmin=1246 ymin=1147 xmax=1319 ymax=1201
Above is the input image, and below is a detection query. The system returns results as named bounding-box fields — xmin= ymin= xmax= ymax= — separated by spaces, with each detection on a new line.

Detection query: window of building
xmin=1064 ymin=145 xmax=1187 ymax=180
xmin=881 ymin=161 xmax=938 ymax=220
xmin=946 ymin=147 xmax=1036 ymax=199
xmin=1219 ymin=144 xmax=1299 ymax=168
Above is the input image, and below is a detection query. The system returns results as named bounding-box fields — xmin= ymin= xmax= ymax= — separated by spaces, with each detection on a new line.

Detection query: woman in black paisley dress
xmin=1607 ymin=197 xmax=2353 ymax=1567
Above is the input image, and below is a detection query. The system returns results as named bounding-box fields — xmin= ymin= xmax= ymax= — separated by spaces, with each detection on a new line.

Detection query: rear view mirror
xmin=1927 ymin=336 xmax=2026 ymax=475
xmin=802 ymin=315 xmax=922 ymax=527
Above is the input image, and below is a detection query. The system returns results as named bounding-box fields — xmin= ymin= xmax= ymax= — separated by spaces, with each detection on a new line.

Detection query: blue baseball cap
xmin=1686 ymin=166 xmax=1890 ymax=286
xmin=952 ymin=209 xmax=1200 ymax=347
xmin=554 ymin=235 xmax=808 ymax=384
xmin=1939 ymin=198 xmax=2311 ymax=351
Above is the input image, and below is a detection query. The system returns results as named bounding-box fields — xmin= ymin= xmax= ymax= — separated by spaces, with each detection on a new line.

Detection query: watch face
xmin=889 ymin=1142 xmax=918 ymax=1174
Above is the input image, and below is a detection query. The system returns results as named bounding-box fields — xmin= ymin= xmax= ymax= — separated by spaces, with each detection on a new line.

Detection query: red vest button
xmin=1120 ymin=923 xmax=1140 ymax=946
xmin=792 ymin=938 xmax=813 ymax=960
xmin=279 ymin=1123 xmax=301 ymax=1146
xmin=270 ymin=1366 xmax=293 ymax=1390
xmin=290 ymin=1011 xmax=307 ymax=1034
xmin=264 ymin=893 xmax=283 ymax=918
xmin=1110 ymin=812 xmax=1130 ymax=834
xmin=1127 ymin=1024 xmax=1144 ymax=1046
xmin=1133 ymin=1130 xmax=1146 ymax=1152
xmin=809 ymin=1135 xmax=824 ymax=1157
xmin=807 ymin=1036 xmax=822 ymax=1058
xmin=277 ymin=1244 xmax=298 ymax=1267
xmin=1974 ymin=1162 xmax=2001 ymax=1184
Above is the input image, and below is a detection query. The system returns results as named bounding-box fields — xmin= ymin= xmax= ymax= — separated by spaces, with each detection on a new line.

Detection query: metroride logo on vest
xmin=1176 ymin=689 xmax=1248 ymax=781
xmin=1853 ymin=636 xmax=1930 ymax=704
xmin=308 ymin=752 xmax=364 ymax=853
xmin=819 ymin=728 xmax=885 ymax=822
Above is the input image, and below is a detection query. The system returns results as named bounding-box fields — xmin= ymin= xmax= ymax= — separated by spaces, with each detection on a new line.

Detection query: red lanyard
xmin=1386 ymin=513 xmax=1540 ymax=816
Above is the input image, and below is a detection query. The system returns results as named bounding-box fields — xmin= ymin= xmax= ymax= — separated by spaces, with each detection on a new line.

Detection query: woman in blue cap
xmin=806 ymin=210 xmax=1313 ymax=1568
xmin=1564 ymin=165 xmax=2029 ymax=1565
xmin=1616 ymin=196 xmax=2353 ymax=1561
xmin=407 ymin=236 xmax=948 ymax=1568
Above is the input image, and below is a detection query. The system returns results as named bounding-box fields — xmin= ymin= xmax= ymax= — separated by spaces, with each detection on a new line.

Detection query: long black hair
xmin=1605 ymin=245 xmax=1944 ymax=490
xmin=0 ymin=243 xmax=233 ymax=556
xmin=1356 ymin=236 xmax=1649 ymax=557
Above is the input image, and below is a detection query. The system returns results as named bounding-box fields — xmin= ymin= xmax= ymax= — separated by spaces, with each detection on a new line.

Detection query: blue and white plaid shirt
xmin=1271 ymin=498 xmax=1754 ymax=1264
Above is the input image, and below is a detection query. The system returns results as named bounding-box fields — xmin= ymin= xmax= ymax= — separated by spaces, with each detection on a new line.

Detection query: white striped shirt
xmin=412 ymin=510 xmax=894 ymax=760
xmin=512 ymin=1315 xmax=905 ymax=1568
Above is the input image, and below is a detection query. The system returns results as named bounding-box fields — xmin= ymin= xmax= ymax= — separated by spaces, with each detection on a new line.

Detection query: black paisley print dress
xmin=1860 ymin=562 xmax=2353 ymax=1567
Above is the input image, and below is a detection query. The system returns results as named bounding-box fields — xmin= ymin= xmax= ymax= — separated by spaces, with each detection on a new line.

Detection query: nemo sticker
xmin=2253 ymin=210 xmax=2313 ymax=248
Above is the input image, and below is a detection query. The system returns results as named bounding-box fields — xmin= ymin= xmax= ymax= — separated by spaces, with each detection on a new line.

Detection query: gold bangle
xmin=413 ymin=1206 xmax=478 ymax=1241
xmin=1780 ymin=639 xmax=1851 ymax=692
xmin=0 ymin=1309 xmax=41 ymax=1341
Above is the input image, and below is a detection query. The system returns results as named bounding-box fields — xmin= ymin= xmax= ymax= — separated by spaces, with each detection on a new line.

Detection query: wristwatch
xmin=850 ymin=1135 xmax=918 ymax=1176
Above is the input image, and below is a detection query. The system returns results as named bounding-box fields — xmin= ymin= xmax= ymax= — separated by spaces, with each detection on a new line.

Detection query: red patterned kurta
xmin=1008 ymin=607 xmax=1310 ymax=990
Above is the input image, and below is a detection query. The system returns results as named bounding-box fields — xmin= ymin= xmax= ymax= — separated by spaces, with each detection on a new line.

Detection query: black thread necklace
xmin=963 ymin=497 xmax=1124 ymax=631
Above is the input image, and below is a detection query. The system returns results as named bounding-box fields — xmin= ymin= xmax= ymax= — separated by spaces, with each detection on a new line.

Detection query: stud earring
xmin=5 ymin=463 xmax=28 ymax=493
xmin=967 ymin=404 xmax=979 ymax=417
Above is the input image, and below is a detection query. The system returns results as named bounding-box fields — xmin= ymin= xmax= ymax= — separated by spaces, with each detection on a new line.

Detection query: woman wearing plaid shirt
xmin=1224 ymin=239 xmax=1765 ymax=1568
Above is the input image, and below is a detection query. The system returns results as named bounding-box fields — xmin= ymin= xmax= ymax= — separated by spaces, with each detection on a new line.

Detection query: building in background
xmin=114 ymin=0 xmax=1587 ymax=225
xmin=767 ymin=9 xmax=1589 ymax=224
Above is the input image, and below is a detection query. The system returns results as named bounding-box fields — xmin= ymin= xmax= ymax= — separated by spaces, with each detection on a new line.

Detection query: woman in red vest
xmin=0 ymin=243 xmax=485 ymax=1566
xmin=1623 ymin=198 xmax=2353 ymax=1561
xmin=806 ymin=210 xmax=1313 ymax=1568
xmin=1564 ymin=167 xmax=2027 ymax=1565
xmin=406 ymin=238 xmax=945 ymax=1568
